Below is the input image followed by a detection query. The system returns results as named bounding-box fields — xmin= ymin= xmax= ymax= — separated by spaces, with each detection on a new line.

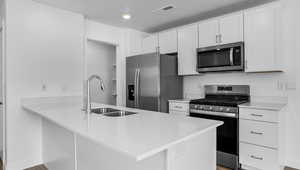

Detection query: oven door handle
xmin=190 ymin=109 xmax=238 ymax=118
xmin=229 ymin=47 xmax=234 ymax=66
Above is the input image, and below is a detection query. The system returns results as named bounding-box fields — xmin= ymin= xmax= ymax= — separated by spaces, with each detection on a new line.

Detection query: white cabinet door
xmin=159 ymin=29 xmax=177 ymax=54
xmin=198 ymin=19 xmax=219 ymax=48
xmin=219 ymin=12 xmax=244 ymax=44
xmin=169 ymin=102 xmax=189 ymax=113
xmin=178 ymin=24 xmax=199 ymax=75
xmin=142 ymin=34 xmax=159 ymax=54
xmin=244 ymin=3 xmax=281 ymax=72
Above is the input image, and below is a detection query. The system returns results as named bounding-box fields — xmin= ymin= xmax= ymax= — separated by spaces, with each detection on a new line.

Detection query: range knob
xmin=226 ymin=108 xmax=230 ymax=112
xmin=209 ymin=106 xmax=213 ymax=110
xmin=219 ymin=107 xmax=223 ymax=111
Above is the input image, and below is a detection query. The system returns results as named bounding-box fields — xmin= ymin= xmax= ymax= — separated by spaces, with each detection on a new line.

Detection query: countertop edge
xmin=238 ymin=102 xmax=287 ymax=111
xmin=136 ymin=120 xmax=223 ymax=161
xmin=22 ymin=102 xmax=222 ymax=162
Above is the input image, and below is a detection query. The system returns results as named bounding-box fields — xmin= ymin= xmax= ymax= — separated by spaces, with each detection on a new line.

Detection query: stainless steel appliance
xmin=197 ymin=42 xmax=244 ymax=73
xmin=126 ymin=52 xmax=183 ymax=112
xmin=189 ymin=85 xmax=250 ymax=170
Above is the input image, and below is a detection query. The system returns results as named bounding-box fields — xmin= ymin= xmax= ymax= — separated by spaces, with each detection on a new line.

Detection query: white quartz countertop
xmin=168 ymin=99 xmax=191 ymax=103
xmin=239 ymin=102 xmax=287 ymax=111
xmin=22 ymin=96 xmax=222 ymax=161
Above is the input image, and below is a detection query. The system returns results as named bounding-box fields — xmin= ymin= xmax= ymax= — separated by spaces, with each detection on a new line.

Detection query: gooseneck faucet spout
xmin=84 ymin=74 xmax=105 ymax=114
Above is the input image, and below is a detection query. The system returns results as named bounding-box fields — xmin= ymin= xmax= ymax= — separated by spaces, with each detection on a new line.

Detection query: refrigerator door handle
xmin=136 ymin=68 xmax=141 ymax=108
xmin=134 ymin=69 xmax=138 ymax=108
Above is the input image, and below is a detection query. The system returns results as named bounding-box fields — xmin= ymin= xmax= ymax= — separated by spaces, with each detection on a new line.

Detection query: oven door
xmin=190 ymin=110 xmax=239 ymax=169
xmin=197 ymin=42 xmax=244 ymax=72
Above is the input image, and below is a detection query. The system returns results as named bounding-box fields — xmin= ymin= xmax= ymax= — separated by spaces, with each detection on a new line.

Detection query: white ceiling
xmin=34 ymin=0 xmax=273 ymax=32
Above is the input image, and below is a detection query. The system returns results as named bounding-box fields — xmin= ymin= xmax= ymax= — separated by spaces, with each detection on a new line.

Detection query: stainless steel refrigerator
xmin=126 ymin=52 xmax=183 ymax=113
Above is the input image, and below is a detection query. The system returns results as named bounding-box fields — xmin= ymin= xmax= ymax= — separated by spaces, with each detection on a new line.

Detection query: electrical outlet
xmin=61 ymin=85 xmax=68 ymax=92
xmin=42 ymin=84 xmax=47 ymax=91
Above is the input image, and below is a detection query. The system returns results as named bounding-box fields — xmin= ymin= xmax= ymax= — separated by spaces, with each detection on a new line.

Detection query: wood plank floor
xmin=24 ymin=165 xmax=48 ymax=170
xmin=0 ymin=159 xmax=298 ymax=170
xmin=22 ymin=165 xmax=299 ymax=170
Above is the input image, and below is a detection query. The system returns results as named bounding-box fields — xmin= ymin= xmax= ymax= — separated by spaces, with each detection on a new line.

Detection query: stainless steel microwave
xmin=197 ymin=42 xmax=244 ymax=73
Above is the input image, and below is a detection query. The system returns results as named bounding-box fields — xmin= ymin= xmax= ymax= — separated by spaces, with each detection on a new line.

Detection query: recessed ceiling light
xmin=122 ymin=14 xmax=131 ymax=20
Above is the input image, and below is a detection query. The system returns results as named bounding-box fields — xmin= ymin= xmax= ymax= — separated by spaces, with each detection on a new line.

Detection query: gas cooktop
xmin=190 ymin=95 xmax=249 ymax=107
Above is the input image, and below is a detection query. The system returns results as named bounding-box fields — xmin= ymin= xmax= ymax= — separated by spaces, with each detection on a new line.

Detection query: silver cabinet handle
xmin=250 ymin=131 xmax=263 ymax=135
xmin=174 ymin=106 xmax=183 ymax=109
xmin=250 ymin=113 xmax=263 ymax=117
xmin=250 ymin=155 xmax=263 ymax=161
xmin=216 ymin=35 xmax=218 ymax=43
xmin=219 ymin=34 xmax=222 ymax=43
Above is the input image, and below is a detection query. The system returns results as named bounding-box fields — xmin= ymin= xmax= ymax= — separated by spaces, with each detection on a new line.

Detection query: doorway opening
xmin=86 ymin=39 xmax=117 ymax=105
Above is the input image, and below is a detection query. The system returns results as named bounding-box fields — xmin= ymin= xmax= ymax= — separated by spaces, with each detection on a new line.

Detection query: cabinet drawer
xmin=241 ymin=164 xmax=261 ymax=170
xmin=240 ymin=119 xmax=278 ymax=148
xmin=240 ymin=142 xmax=278 ymax=170
xmin=239 ymin=108 xmax=278 ymax=123
xmin=169 ymin=102 xmax=189 ymax=112
xmin=169 ymin=110 xmax=189 ymax=116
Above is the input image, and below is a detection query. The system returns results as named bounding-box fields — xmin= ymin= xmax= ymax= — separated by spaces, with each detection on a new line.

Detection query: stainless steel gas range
xmin=189 ymin=85 xmax=250 ymax=170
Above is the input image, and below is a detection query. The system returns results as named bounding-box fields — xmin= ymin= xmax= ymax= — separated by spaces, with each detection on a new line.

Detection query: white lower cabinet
xmin=239 ymin=107 xmax=285 ymax=170
xmin=240 ymin=142 xmax=278 ymax=170
xmin=169 ymin=100 xmax=189 ymax=116
xmin=240 ymin=119 xmax=278 ymax=148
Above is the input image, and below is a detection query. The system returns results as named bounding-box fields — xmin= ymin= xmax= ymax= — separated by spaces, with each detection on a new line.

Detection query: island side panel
xmin=167 ymin=128 xmax=217 ymax=170
xmin=76 ymin=134 xmax=166 ymax=170
xmin=42 ymin=119 xmax=76 ymax=170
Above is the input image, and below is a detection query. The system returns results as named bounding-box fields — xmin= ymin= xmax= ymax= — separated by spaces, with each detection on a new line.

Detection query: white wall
xmin=85 ymin=20 xmax=149 ymax=106
xmin=0 ymin=0 xmax=4 ymax=161
xmin=183 ymin=0 xmax=300 ymax=168
xmin=5 ymin=0 xmax=84 ymax=169
xmin=86 ymin=40 xmax=116 ymax=105
xmin=85 ymin=20 xmax=125 ymax=106
xmin=0 ymin=8 xmax=3 ymax=160
xmin=282 ymin=0 xmax=300 ymax=168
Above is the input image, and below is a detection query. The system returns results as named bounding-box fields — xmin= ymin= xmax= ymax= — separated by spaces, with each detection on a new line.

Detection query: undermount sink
xmin=91 ymin=108 xmax=137 ymax=117
xmin=91 ymin=108 xmax=120 ymax=114
xmin=103 ymin=111 xmax=137 ymax=117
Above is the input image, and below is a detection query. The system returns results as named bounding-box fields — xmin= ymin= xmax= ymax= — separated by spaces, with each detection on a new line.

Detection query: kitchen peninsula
xmin=21 ymin=96 xmax=222 ymax=170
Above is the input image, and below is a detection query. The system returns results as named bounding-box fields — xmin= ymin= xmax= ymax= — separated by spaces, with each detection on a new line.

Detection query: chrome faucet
xmin=84 ymin=74 xmax=105 ymax=114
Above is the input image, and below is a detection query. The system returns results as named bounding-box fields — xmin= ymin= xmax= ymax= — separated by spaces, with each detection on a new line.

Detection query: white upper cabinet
xmin=219 ymin=12 xmax=244 ymax=44
xmin=159 ymin=29 xmax=178 ymax=54
xmin=177 ymin=24 xmax=199 ymax=75
xmin=142 ymin=34 xmax=159 ymax=54
xmin=198 ymin=12 xmax=244 ymax=48
xmin=244 ymin=2 xmax=282 ymax=72
xmin=198 ymin=19 xmax=219 ymax=48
